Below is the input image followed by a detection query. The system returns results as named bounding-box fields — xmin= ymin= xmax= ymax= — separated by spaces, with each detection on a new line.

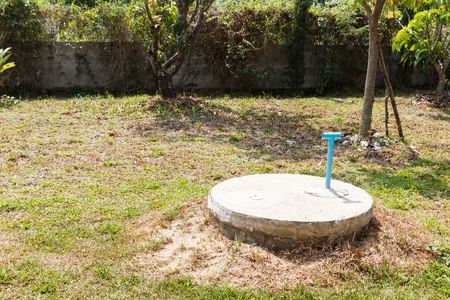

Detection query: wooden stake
xmin=377 ymin=42 xmax=404 ymax=139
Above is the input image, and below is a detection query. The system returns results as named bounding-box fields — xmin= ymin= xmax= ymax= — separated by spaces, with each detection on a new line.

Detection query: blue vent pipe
xmin=322 ymin=132 xmax=342 ymax=188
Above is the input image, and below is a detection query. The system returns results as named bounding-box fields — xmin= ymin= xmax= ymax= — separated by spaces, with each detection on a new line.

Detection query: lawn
xmin=0 ymin=93 xmax=449 ymax=299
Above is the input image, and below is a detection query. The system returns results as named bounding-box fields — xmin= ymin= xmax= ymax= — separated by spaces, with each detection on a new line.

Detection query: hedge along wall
xmin=0 ymin=0 xmax=437 ymax=94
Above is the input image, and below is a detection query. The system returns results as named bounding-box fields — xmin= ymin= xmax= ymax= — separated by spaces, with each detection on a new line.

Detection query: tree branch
xmin=191 ymin=0 xmax=207 ymax=38
xmin=443 ymin=53 xmax=450 ymax=71
xmin=362 ymin=1 xmax=372 ymax=15
xmin=188 ymin=0 xmax=200 ymax=26
xmin=143 ymin=0 xmax=156 ymax=27
xmin=165 ymin=55 xmax=185 ymax=77
xmin=430 ymin=58 xmax=442 ymax=74
xmin=177 ymin=0 xmax=190 ymax=21
xmin=162 ymin=51 xmax=183 ymax=71
xmin=372 ymin=0 xmax=386 ymax=22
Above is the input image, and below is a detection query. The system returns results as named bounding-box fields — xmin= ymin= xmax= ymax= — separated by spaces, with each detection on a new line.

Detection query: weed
xmin=102 ymin=160 xmax=122 ymax=166
xmin=427 ymin=243 xmax=450 ymax=266
xmin=211 ymin=173 xmax=224 ymax=181
xmin=94 ymin=264 xmax=113 ymax=280
xmin=99 ymin=223 xmax=122 ymax=238
xmin=150 ymin=236 xmax=172 ymax=252
xmin=424 ymin=219 xmax=449 ymax=235
xmin=252 ymin=164 xmax=273 ymax=173
xmin=229 ymin=134 xmax=243 ymax=142
xmin=153 ymin=148 xmax=166 ymax=158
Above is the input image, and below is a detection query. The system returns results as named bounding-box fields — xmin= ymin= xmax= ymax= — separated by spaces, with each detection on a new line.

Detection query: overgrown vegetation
xmin=0 ymin=0 xmax=44 ymax=92
xmin=286 ymin=0 xmax=311 ymax=89
xmin=197 ymin=8 xmax=291 ymax=89
xmin=0 ymin=0 xmax=406 ymax=94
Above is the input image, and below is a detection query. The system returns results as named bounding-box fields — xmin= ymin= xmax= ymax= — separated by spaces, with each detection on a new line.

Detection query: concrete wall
xmin=40 ymin=42 xmax=110 ymax=89
xmin=37 ymin=42 xmax=154 ymax=92
xmin=26 ymin=42 xmax=437 ymax=92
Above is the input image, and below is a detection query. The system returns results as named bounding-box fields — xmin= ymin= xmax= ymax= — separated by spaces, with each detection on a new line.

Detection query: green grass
xmin=0 ymin=94 xmax=449 ymax=298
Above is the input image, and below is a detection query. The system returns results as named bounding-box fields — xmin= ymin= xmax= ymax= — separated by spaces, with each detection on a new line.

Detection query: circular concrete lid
xmin=208 ymin=174 xmax=373 ymax=249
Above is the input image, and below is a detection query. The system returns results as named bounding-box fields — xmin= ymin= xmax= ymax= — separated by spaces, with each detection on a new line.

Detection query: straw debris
xmin=136 ymin=198 xmax=432 ymax=290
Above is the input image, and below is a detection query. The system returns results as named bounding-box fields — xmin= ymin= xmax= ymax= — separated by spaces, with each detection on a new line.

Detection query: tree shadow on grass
xmin=137 ymin=98 xmax=359 ymax=162
xmin=137 ymin=98 xmax=449 ymax=201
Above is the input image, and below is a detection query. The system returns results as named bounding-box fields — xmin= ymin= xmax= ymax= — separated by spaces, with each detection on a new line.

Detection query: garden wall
xmin=5 ymin=41 xmax=437 ymax=93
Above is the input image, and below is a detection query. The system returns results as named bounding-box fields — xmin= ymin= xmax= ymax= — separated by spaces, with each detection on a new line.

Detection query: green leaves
xmin=427 ymin=243 xmax=450 ymax=267
xmin=393 ymin=5 xmax=450 ymax=68
xmin=414 ymin=47 xmax=429 ymax=61
xmin=0 ymin=47 xmax=15 ymax=88
xmin=0 ymin=0 xmax=44 ymax=43
xmin=0 ymin=48 xmax=15 ymax=74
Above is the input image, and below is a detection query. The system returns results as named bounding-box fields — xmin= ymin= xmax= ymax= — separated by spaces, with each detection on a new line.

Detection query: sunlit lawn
xmin=0 ymin=94 xmax=448 ymax=298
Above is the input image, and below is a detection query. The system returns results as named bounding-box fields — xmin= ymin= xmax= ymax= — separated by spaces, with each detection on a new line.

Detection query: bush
xmin=0 ymin=0 xmax=45 ymax=43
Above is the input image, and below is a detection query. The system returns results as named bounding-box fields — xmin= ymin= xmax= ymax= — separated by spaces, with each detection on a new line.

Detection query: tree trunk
xmin=384 ymin=95 xmax=389 ymax=137
xmin=430 ymin=59 xmax=448 ymax=95
xmin=360 ymin=20 xmax=380 ymax=138
xmin=437 ymin=68 xmax=446 ymax=95
xmin=360 ymin=0 xmax=385 ymax=138
xmin=157 ymin=71 xmax=176 ymax=99
xmin=146 ymin=50 xmax=178 ymax=100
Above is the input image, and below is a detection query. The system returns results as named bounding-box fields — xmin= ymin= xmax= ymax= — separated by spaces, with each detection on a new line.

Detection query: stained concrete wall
xmin=40 ymin=42 xmax=110 ymax=89
xmin=176 ymin=43 xmax=436 ymax=90
xmin=26 ymin=42 xmax=436 ymax=92
xmin=37 ymin=42 xmax=154 ymax=92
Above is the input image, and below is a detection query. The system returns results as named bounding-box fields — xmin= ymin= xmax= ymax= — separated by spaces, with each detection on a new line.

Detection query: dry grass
xmin=0 ymin=94 xmax=448 ymax=298
xmin=136 ymin=198 xmax=432 ymax=290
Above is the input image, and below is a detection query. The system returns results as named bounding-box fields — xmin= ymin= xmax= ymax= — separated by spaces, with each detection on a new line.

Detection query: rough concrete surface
xmin=30 ymin=42 xmax=436 ymax=91
xmin=208 ymin=174 xmax=374 ymax=249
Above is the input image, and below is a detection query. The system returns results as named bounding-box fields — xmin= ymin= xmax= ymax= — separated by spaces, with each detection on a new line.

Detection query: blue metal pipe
xmin=322 ymin=132 xmax=342 ymax=188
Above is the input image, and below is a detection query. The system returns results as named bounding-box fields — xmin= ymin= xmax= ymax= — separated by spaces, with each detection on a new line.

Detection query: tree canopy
xmin=393 ymin=3 xmax=450 ymax=94
xmin=143 ymin=0 xmax=215 ymax=99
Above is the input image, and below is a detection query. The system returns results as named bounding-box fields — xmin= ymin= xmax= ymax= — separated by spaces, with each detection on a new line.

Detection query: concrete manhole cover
xmin=208 ymin=174 xmax=373 ymax=249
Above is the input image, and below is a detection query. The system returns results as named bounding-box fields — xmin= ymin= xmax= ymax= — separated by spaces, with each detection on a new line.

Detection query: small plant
xmin=153 ymin=148 xmax=166 ymax=158
xmin=211 ymin=173 xmax=224 ymax=181
xmin=0 ymin=48 xmax=15 ymax=86
xmin=99 ymin=222 xmax=122 ymax=238
xmin=427 ymin=243 xmax=450 ymax=267
xmin=229 ymin=134 xmax=243 ymax=142
xmin=0 ymin=95 xmax=19 ymax=108
xmin=149 ymin=235 xmax=171 ymax=251
xmin=146 ymin=182 xmax=161 ymax=189
xmin=94 ymin=264 xmax=113 ymax=280
xmin=102 ymin=160 xmax=122 ymax=166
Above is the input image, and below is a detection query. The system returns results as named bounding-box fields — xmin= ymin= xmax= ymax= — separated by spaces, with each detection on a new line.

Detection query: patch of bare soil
xmin=137 ymin=199 xmax=431 ymax=290
xmin=135 ymin=198 xmax=432 ymax=290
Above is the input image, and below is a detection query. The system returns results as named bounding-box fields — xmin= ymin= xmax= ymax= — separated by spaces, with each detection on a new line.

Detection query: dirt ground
xmin=134 ymin=197 xmax=432 ymax=290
